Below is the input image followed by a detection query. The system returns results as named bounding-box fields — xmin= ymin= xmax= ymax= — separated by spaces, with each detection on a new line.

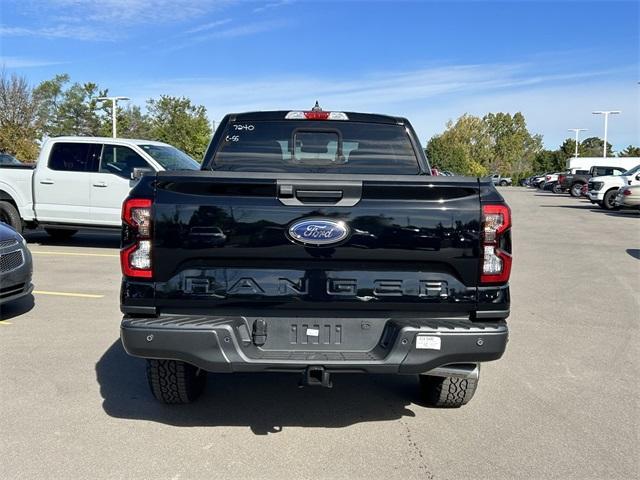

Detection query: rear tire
xmin=552 ymin=183 xmax=563 ymax=194
xmin=419 ymin=374 xmax=478 ymax=408
xmin=146 ymin=359 xmax=206 ymax=404
xmin=499 ymin=180 xmax=508 ymax=186
xmin=602 ymin=189 xmax=621 ymax=210
xmin=44 ymin=228 xmax=77 ymax=240
xmin=570 ymin=183 xmax=583 ymax=197
xmin=0 ymin=201 xmax=22 ymax=233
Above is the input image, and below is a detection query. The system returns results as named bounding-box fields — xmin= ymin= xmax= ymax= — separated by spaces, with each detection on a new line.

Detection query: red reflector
xmin=623 ymin=189 xmax=632 ymax=196
xmin=304 ymin=111 xmax=331 ymax=120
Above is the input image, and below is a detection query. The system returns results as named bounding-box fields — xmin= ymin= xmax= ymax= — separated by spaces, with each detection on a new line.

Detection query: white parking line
xmin=30 ymin=251 xmax=118 ymax=258
xmin=33 ymin=290 xmax=105 ymax=299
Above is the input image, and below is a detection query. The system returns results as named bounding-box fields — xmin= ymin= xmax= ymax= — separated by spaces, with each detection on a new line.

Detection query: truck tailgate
xmin=151 ymin=172 xmax=483 ymax=315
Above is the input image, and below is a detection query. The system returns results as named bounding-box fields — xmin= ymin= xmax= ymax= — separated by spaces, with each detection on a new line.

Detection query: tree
xmin=425 ymin=114 xmax=490 ymax=176
xmin=579 ymin=136 xmax=612 ymax=157
xmin=32 ymin=74 xmax=69 ymax=136
xmin=147 ymin=95 xmax=211 ymax=159
xmin=425 ymin=111 xmax=542 ymax=180
xmin=0 ymin=70 xmax=40 ymax=161
xmin=33 ymin=75 xmax=107 ymax=137
xmin=618 ymin=145 xmax=640 ymax=157
xmin=532 ymin=149 xmax=565 ymax=173
xmin=98 ymin=104 xmax=153 ymax=139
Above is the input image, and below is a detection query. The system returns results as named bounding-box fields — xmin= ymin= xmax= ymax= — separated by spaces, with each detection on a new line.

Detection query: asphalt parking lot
xmin=1 ymin=188 xmax=638 ymax=480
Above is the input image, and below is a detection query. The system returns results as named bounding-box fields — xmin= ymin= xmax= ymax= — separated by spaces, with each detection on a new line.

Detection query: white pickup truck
xmin=587 ymin=163 xmax=640 ymax=210
xmin=0 ymin=136 xmax=200 ymax=237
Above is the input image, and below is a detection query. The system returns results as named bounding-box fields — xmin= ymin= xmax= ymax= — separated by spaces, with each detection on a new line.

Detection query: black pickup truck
xmin=560 ymin=166 xmax=627 ymax=197
xmin=119 ymin=108 xmax=511 ymax=408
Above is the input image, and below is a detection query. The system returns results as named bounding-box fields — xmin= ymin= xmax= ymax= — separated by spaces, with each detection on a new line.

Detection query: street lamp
xmin=567 ymin=128 xmax=588 ymax=158
xmin=592 ymin=111 xmax=621 ymax=158
xmin=97 ymin=96 xmax=130 ymax=138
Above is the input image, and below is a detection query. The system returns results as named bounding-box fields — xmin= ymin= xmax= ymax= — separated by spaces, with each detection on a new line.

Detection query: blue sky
xmin=1 ymin=0 xmax=638 ymax=150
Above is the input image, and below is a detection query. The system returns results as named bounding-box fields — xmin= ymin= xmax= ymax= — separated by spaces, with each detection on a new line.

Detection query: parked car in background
xmin=530 ymin=173 xmax=549 ymax=188
xmin=561 ymin=165 xmax=628 ymax=197
xmin=491 ymin=174 xmax=512 ymax=186
xmin=540 ymin=172 xmax=562 ymax=192
xmin=0 ymin=222 xmax=33 ymax=306
xmin=556 ymin=170 xmax=583 ymax=194
xmin=0 ymin=137 xmax=200 ymax=236
xmin=588 ymin=164 xmax=640 ymax=210
xmin=614 ymin=185 xmax=640 ymax=209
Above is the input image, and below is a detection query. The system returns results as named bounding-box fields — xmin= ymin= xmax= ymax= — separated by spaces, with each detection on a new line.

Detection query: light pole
xmin=97 ymin=96 xmax=130 ymax=138
xmin=592 ymin=111 xmax=621 ymax=158
xmin=567 ymin=128 xmax=587 ymax=158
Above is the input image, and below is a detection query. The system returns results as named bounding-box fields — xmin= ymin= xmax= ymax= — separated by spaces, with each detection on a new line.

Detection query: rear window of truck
xmin=210 ymin=121 xmax=420 ymax=174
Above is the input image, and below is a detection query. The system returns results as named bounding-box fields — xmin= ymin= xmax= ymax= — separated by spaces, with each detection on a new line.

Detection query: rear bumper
xmin=120 ymin=315 xmax=508 ymax=374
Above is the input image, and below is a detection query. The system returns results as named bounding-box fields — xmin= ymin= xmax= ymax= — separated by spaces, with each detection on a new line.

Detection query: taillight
xmin=623 ymin=189 xmax=632 ymax=196
xmin=546 ymin=175 xmax=551 ymax=181
xmin=121 ymin=198 xmax=152 ymax=278
xmin=480 ymin=204 xmax=512 ymax=285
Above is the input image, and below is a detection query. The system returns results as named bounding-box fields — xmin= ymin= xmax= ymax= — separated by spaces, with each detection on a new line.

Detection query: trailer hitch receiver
xmin=301 ymin=366 xmax=332 ymax=388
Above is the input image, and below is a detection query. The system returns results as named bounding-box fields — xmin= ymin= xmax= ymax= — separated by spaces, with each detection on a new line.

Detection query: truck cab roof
xmin=44 ymin=136 xmax=172 ymax=147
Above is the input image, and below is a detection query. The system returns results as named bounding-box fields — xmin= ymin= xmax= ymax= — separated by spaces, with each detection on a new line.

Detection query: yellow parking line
xmin=31 ymin=251 xmax=118 ymax=258
xmin=34 ymin=290 xmax=105 ymax=299
xmin=0 ymin=321 xmax=12 ymax=326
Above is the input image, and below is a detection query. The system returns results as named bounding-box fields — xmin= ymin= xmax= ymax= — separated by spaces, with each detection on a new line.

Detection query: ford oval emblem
xmin=288 ymin=218 xmax=350 ymax=246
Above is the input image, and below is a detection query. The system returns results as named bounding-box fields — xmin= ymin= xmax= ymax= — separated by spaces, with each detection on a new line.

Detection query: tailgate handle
xmin=296 ymin=190 xmax=343 ymax=201
xmin=277 ymin=180 xmax=362 ymax=207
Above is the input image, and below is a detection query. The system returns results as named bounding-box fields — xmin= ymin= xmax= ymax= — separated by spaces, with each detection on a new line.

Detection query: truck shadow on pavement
xmin=0 ymin=294 xmax=35 ymax=320
xmin=24 ymin=230 xmax=120 ymax=249
xmin=96 ymin=340 xmax=419 ymax=434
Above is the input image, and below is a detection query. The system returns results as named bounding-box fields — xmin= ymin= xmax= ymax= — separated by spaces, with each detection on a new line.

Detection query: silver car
xmin=614 ymin=185 xmax=640 ymax=209
xmin=0 ymin=222 xmax=33 ymax=307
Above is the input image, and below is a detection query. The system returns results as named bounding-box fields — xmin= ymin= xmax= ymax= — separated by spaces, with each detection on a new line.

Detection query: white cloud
xmin=0 ymin=56 xmax=65 ymax=68
xmin=164 ymin=19 xmax=288 ymax=52
xmin=185 ymin=18 xmax=232 ymax=34
xmin=253 ymin=0 xmax=295 ymax=14
xmin=0 ymin=24 xmax=110 ymax=41
xmin=209 ymin=19 xmax=288 ymax=38
xmin=123 ymin=62 xmax=638 ymax=150
xmin=2 ymin=0 xmax=235 ymax=41
xmin=42 ymin=0 xmax=233 ymax=25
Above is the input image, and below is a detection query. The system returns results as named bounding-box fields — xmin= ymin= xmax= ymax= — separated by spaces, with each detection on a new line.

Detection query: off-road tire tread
xmin=420 ymin=375 xmax=478 ymax=408
xmin=146 ymin=359 xmax=205 ymax=404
